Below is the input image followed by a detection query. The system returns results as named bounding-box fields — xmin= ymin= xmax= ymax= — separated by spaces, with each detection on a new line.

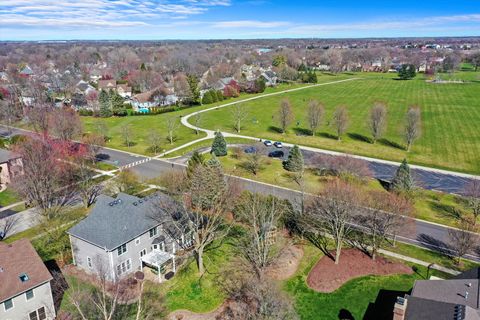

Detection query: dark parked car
xmin=268 ymin=150 xmax=284 ymax=158
xmin=244 ymin=146 xmax=257 ymax=154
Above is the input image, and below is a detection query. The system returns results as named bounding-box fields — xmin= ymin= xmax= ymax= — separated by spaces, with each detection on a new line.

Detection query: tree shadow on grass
xmin=318 ymin=132 xmax=338 ymax=140
xmin=293 ymin=127 xmax=311 ymax=136
xmin=339 ymin=309 xmax=355 ymax=320
xmin=123 ymin=142 xmax=138 ymax=147
xmin=348 ymin=133 xmax=372 ymax=144
xmin=428 ymin=201 xmax=462 ymax=221
xmin=268 ymin=126 xmax=284 ymax=134
xmin=46 ymin=260 xmax=68 ymax=313
xmin=378 ymin=138 xmax=405 ymax=150
xmin=363 ymin=289 xmax=411 ymax=320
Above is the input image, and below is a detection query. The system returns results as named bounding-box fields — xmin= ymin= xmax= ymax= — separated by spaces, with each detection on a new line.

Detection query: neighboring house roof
xmin=98 ymin=79 xmax=117 ymax=90
xmin=403 ymin=267 xmax=480 ymax=320
xmin=0 ymin=239 xmax=53 ymax=303
xmin=19 ymin=65 xmax=33 ymax=75
xmin=117 ymin=84 xmax=131 ymax=93
xmin=0 ymin=148 xmax=18 ymax=164
xmin=68 ymin=192 xmax=183 ymax=251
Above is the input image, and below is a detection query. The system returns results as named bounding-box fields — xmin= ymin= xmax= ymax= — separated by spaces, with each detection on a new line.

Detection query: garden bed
xmin=306 ymin=249 xmax=412 ymax=293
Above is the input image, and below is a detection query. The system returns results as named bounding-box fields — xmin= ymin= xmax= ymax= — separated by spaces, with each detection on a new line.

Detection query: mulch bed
xmin=306 ymin=249 xmax=413 ymax=293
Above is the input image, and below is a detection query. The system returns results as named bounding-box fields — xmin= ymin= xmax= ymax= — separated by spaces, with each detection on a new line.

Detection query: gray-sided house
xmin=393 ymin=267 xmax=480 ymax=320
xmin=67 ymin=192 xmax=192 ymax=282
xmin=0 ymin=239 xmax=56 ymax=320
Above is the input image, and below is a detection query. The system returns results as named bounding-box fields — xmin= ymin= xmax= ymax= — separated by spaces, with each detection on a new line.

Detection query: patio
xmin=141 ymin=249 xmax=176 ymax=282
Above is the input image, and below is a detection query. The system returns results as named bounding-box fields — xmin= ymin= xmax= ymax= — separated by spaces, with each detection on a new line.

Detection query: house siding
xmin=71 ymin=226 xmax=178 ymax=280
xmin=0 ymin=282 xmax=56 ymax=320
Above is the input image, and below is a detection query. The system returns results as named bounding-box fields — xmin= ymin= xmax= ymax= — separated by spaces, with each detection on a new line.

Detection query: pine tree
xmin=187 ymin=75 xmax=200 ymax=105
xmin=206 ymin=153 xmax=222 ymax=169
xmin=283 ymin=145 xmax=304 ymax=172
xmin=202 ymin=91 xmax=213 ymax=104
xmin=99 ymin=90 xmax=112 ymax=118
xmin=211 ymin=131 xmax=227 ymax=157
xmin=111 ymin=91 xmax=126 ymax=116
xmin=391 ymin=159 xmax=415 ymax=193
xmin=216 ymin=90 xmax=224 ymax=101
xmin=187 ymin=151 xmax=205 ymax=178
xmin=210 ymin=89 xmax=218 ymax=103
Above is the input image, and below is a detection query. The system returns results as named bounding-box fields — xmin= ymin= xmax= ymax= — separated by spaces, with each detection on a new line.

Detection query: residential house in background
xmin=261 ymin=70 xmax=278 ymax=86
xmin=393 ymin=267 xmax=480 ymax=320
xmin=67 ymin=192 xmax=192 ymax=282
xmin=98 ymin=80 xmax=132 ymax=98
xmin=0 ymin=239 xmax=56 ymax=320
xmin=0 ymin=148 xmax=23 ymax=186
xmin=19 ymin=65 xmax=34 ymax=77
xmin=130 ymin=87 xmax=177 ymax=111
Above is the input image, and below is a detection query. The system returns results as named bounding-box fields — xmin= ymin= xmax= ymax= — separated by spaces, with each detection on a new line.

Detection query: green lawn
xmin=283 ymin=244 xmax=450 ymax=320
xmin=0 ymin=188 xmax=21 ymax=207
xmin=81 ymin=83 xmax=311 ymax=156
xmin=217 ymin=149 xmax=473 ymax=228
xmin=165 ymin=137 xmax=255 ymax=158
xmin=197 ymin=75 xmax=480 ymax=174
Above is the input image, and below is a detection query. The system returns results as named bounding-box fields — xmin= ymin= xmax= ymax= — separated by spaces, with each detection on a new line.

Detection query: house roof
xmin=0 ymin=148 xmax=18 ymax=163
xmin=411 ymin=279 xmax=479 ymax=309
xmin=117 ymin=84 xmax=131 ymax=92
xmin=405 ymin=296 xmax=480 ymax=320
xmin=67 ymin=192 xmax=182 ymax=251
xmin=0 ymin=239 xmax=53 ymax=303
xmin=98 ymin=79 xmax=117 ymax=90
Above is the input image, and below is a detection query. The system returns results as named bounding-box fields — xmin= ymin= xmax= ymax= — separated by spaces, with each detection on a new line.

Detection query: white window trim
xmin=117 ymin=244 xmax=127 ymax=256
xmin=25 ymin=288 xmax=35 ymax=301
xmin=3 ymin=298 xmax=14 ymax=311
xmin=140 ymin=248 xmax=147 ymax=258
xmin=149 ymin=227 xmax=157 ymax=238
xmin=87 ymin=256 xmax=92 ymax=269
xmin=135 ymin=238 xmax=141 ymax=245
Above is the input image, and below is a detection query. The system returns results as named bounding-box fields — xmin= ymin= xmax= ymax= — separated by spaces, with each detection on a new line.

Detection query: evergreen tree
xmin=187 ymin=75 xmax=200 ymax=105
xmin=210 ymin=89 xmax=218 ymax=103
xmin=391 ymin=159 xmax=415 ymax=193
xmin=187 ymin=151 xmax=205 ymax=178
xmin=206 ymin=153 xmax=222 ymax=169
xmin=283 ymin=145 xmax=304 ymax=172
xmin=111 ymin=91 xmax=127 ymax=116
xmin=99 ymin=90 xmax=112 ymax=117
xmin=202 ymin=91 xmax=213 ymax=104
xmin=216 ymin=90 xmax=224 ymax=101
xmin=211 ymin=131 xmax=227 ymax=157
xmin=398 ymin=64 xmax=416 ymax=80
xmin=255 ymin=78 xmax=266 ymax=93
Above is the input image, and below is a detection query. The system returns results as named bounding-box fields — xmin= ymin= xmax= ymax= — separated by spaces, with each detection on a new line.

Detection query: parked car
xmin=273 ymin=141 xmax=283 ymax=148
xmin=268 ymin=150 xmax=284 ymax=158
xmin=244 ymin=146 xmax=257 ymax=154
xmin=263 ymin=140 xmax=273 ymax=147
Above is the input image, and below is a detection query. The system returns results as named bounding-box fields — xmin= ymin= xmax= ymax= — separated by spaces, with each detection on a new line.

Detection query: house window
xmin=29 ymin=311 xmax=38 ymax=320
xmin=140 ymin=249 xmax=147 ymax=257
xmin=135 ymin=238 xmax=141 ymax=245
xmin=29 ymin=307 xmax=46 ymax=320
xmin=87 ymin=256 xmax=92 ymax=269
xmin=26 ymin=289 xmax=34 ymax=300
xmin=116 ymin=259 xmax=132 ymax=276
xmin=3 ymin=298 xmax=13 ymax=311
xmin=117 ymin=243 xmax=127 ymax=256
xmin=149 ymin=227 xmax=157 ymax=238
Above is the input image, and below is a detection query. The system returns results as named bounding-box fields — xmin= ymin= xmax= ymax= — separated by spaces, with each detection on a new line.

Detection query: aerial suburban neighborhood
xmin=0 ymin=1 xmax=480 ymax=320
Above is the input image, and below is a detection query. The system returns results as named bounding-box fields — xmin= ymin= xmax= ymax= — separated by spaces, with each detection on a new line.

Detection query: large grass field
xmin=196 ymin=74 xmax=480 ymax=174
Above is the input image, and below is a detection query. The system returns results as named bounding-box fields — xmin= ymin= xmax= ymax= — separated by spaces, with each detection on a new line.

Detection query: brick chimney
xmin=393 ymin=295 xmax=408 ymax=320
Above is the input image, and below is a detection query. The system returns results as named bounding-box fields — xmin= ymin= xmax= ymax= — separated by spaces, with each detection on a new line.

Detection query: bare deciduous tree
xmin=464 ymin=179 xmax=480 ymax=223
xmin=306 ymin=100 xmax=324 ymax=136
xmin=276 ymin=98 xmax=294 ymax=134
xmin=241 ymin=151 xmax=262 ymax=176
xmin=192 ymin=112 xmax=202 ymax=135
xmin=121 ymin=124 xmax=133 ymax=147
xmin=235 ymin=193 xmax=287 ymax=278
xmin=49 ymin=107 xmax=83 ymax=141
xmin=359 ymin=191 xmax=412 ymax=260
xmin=332 ymin=105 xmax=349 ymax=140
xmin=404 ymin=106 xmax=421 ymax=152
xmin=303 ymin=179 xmax=360 ymax=264
xmin=448 ymin=218 xmax=477 ymax=265
xmin=166 ymin=117 xmax=178 ymax=145
xmin=369 ymin=102 xmax=387 ymax=144
xmin=231 ymin=104 xmax=249 ymax=133
xmin=147 ymin=129 xmax=162 ymax=154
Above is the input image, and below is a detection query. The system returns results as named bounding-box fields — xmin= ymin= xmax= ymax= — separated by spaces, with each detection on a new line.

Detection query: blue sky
xmin=1 ymin=0 xmax=479 ymax=40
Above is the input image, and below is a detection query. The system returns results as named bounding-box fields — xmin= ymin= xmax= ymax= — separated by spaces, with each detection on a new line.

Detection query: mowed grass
xmin=80 ymin=82 xmax=313 ymax=155
xmin=197 ymin=76 xmax=480 ymax=174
